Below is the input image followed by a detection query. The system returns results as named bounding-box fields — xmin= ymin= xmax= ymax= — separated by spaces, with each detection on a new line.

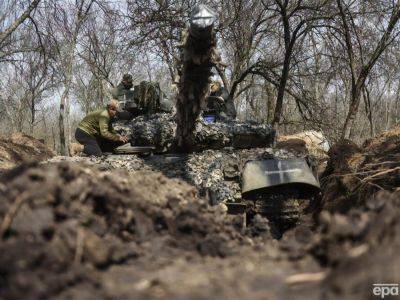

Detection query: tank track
xmin=244 ymin=187 xmax=319 ymax=231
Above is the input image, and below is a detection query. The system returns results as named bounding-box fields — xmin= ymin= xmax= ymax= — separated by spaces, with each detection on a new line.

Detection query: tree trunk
xmin=30 ymin=96 xmax=35 ymax=136
xmin=272 ymin=51 xmax=291 ymax=126
xmin=59 ymin=68 xmax=73 ymax=155
xmin=59 ymin=101 xmax=67 ymax=155
xmin=341 ymin=0 xmax=400 ymax=138
xmin=58 ymin=0 xmax=94 ymax=155
xmin=51 ymin=126 xmax=56 ymax=151
xmin=362 ymin=87 xmax=374 ymax=137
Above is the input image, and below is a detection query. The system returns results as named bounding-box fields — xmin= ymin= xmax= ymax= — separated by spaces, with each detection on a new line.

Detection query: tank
xmin=113 ymin=4 xmax=321 ymax=233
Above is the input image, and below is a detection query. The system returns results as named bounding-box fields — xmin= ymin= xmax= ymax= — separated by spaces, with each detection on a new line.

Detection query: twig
xmin=74 ymin=227 xmax=85 ymax=265
xmin=321 ymin=165 xmax=400 ymax=185
xmin=365 ymin=181 xmax=385 ymax=191
xmin=285 ymin=271 xmax=328 ymax=285
xmin=345 ymin=166 xmax=398 ymax=196
xmin=360 ymin=167 xmax=400 ymax=183
xmin=364 ymin=161 xmax=398 ymax=167
xmin=0 ymin=192 xmax=29 ymax=239
xmin=320 ymin=169 xmax=380 ymax=184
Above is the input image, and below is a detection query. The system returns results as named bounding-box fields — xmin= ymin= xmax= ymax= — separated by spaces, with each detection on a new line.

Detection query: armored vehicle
xmin=114 ymin=4 xmax=321 ymax=233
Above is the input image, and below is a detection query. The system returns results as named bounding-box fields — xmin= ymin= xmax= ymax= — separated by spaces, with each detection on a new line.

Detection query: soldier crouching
xmin=75 ymin=100 xmax=130 ymax=156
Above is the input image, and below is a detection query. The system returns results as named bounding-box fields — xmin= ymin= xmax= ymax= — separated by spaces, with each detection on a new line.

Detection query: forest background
xmin=1 ymin=0 xmax=400 ymax=154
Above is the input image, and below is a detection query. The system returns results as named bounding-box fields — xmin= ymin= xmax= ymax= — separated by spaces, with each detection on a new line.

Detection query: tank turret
xmin=114 ymin=4 xmax=320 ymax=234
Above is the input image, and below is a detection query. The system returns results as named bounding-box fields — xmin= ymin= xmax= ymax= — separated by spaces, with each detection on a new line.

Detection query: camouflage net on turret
xmin=121 ymin=113 xmax=275 ymax=153
xmin=175 ymin=5 xmax=218 ymax=151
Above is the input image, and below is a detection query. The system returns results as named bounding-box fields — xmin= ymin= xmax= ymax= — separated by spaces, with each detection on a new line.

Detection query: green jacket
xmin=78 ymin=108 xmax=120 ymax=141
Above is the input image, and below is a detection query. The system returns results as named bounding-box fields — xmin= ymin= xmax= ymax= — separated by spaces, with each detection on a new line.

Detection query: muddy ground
xmin=0 ymin=133 xmax=55 ymax=172
xmin=1 ymin=128 xmax=400 ymax=299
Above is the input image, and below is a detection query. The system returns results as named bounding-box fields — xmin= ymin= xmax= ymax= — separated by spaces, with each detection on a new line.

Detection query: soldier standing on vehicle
xmin=111 ymin=75 xmax=174 ymax=118
xmin=110 ymin=73 xmax=137 ymax=120
xmin=111 ymin=73 xmax=134 ymax=102
xmin=75 ymin=100 xmax=130 ymax=156
xmin=206 ymin=81 xmax=237 ymax=120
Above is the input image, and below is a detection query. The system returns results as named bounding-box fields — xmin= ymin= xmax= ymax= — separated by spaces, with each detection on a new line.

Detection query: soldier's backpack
xmin=133 ymin=81 xmax=164 ymax=114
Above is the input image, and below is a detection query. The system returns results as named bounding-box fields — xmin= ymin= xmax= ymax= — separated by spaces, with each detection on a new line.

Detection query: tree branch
xmin=0 ymin=0 xmax=42 ymax=46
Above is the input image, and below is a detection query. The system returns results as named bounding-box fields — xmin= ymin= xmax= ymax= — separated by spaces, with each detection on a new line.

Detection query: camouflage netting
xmin=175 ymin=5 xmax=217 ymax=151
xmin=114 ymin=113 xmax=276 ymax=153
xmin=128 ymin=113 xmax=175 ymax=152
xmin=48 ymin=146 xmax=317 ymax=206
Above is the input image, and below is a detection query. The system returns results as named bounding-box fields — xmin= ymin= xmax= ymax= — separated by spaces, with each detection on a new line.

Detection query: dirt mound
xmin=0 ymin=162 xmax=247 ymax=299
xmin=320 ymin=127 xmax=400 ymax=212
xmin=276 ymin=131 xmax=329 ymax=160
xmin=2 ymin=127 xmax=400 ymax=299
xmin=0 ymin=133 xmax=54 ymax=171
xmin=363 ymin=125 xmax=400 ymax=154
xmin=314 ymin=190 xmax=400 ymax=298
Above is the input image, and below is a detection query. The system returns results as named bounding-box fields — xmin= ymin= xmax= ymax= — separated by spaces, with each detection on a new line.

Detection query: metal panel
xmin=114 ymin=145 xmax=155 ymax=154
xmin=242 ymin=158 xmax=320 ymax=194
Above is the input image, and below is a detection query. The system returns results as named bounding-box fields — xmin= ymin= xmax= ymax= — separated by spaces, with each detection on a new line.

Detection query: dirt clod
xmin=2 ymin=126 xmax=400 ymax=299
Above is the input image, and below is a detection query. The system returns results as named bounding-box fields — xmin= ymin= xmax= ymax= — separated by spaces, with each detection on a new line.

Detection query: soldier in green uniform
xmin=111 ymin=73 xmax=134 ymax=102
xmin=110 ymin=74 xmax=136 ymax=120
xmin=110 ymin=74 xmax=174 ymax=118
xmin=75 ymin=100 xmax=129 ymax=156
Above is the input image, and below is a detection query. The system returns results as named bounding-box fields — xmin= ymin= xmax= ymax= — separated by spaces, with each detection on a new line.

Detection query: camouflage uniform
xmin=110 ymin=74 xmax=136 ymax=120
xmin=111 ymin=76 xmax=174 ymax=117
xmin=132 ymin=81 xmax=174 ymax=115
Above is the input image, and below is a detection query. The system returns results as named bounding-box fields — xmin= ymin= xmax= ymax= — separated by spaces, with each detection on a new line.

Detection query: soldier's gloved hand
xmin=119 ymin=135 xmax=130 ymax=143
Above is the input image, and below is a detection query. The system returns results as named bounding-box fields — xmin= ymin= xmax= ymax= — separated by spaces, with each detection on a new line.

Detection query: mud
xmin=0 ymin=162 xmax=249 ymax=299
xmin=0 ymin=133 xmax=54 ymax=172
xmin=321 ymin=126 xmax=400 ymax=212
xmin=1 ymin=127 xmax=400 ymax=299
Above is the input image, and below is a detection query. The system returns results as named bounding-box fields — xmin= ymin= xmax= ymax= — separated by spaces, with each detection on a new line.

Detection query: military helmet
xmin=122 ymin=73 xmax=133 ymax=83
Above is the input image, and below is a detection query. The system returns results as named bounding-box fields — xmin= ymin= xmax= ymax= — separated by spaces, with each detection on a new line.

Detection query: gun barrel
xmin=189 ymin=4 xmax=217 ymax=38
xmin=175 ymin=4 xmax=218 ymax=152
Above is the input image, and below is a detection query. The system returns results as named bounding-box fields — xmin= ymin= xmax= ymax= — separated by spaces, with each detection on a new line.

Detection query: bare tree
xmin=41 ymin=0 xmax=95 ymax=155
xmin=0 ymin=0 xmax=41 ymax=46
xmin=337 ymin=0 xmax=400 ymax=139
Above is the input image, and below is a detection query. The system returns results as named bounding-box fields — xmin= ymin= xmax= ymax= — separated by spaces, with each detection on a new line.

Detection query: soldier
xmin=111 ymin=75 xmax=174 ymax=118
xmin=75 ymin=100 xmax=130 ymax=156
xmin=111 ymin=73 xmax=134 ymax=102
xmin=205 ymin=81 xmax=237 ymax=121
xmin=133 ymin=80 xmax=174 ymax=115
xmin=109 ymin=73 xmax=136 ymax=121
